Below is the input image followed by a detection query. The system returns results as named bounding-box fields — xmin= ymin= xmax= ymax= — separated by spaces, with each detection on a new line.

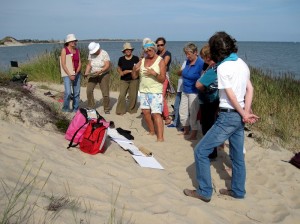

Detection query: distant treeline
xmin=18 ymin=39 xmax=59 ymax=43
xmin=0 ymin=36 xmax=142 ymax=45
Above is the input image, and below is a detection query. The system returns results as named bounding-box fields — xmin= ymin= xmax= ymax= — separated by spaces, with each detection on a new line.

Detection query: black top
xmin=118 ymin=55 xmax=140 ymax=81
xmin=157 ymin=50 xmax=172 ymax=72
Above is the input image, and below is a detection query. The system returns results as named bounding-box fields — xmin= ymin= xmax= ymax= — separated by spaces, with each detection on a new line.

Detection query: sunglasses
xmin=157 ymin=44 xmax=165 ymax=47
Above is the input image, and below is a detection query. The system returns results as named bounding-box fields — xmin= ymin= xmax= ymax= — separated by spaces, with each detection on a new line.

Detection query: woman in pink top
xmin=60 ymin=34 xmax=82 ymax=112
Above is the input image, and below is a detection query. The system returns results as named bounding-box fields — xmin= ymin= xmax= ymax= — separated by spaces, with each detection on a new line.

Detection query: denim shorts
xmin=140 ymin=92 xmax=163 ymax=114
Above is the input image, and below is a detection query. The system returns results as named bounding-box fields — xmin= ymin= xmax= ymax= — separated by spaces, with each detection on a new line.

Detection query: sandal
xmin=164 ymin=118 xmax=172 ymax=125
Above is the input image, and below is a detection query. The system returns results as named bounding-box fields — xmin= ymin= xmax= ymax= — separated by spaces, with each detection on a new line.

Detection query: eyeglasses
xmin=157 ymin=44 xmax=165 ymax=47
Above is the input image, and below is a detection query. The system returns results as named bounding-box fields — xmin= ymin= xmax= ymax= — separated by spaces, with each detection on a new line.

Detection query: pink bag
xmin=65 ymin=109 xmax=89 ymax=145
xmin=65 ymin=108 xmax=110 ymax=149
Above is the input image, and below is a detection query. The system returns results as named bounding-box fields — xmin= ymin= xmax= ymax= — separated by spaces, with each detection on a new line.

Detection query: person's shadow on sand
xmin=186 ymin=148 xmax=233 ymax=191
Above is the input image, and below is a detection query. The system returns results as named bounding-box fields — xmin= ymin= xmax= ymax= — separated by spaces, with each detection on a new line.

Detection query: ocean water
xmin=0 ymin=41 xmax=299 ymax=79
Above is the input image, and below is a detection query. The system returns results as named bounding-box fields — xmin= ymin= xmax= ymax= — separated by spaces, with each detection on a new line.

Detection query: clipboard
xmin=59 ymin=54 xmax=74 ymax=77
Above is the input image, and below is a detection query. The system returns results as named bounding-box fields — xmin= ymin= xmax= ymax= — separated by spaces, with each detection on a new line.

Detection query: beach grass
xmin=0 ymin=160 xmax=132 ymax=224
xmin=0 ymin=161 xmax=51 ymax=224
xmin=1 ymin=49 xmax=299 ymax=150
xmin=250 ymin=67 xmax=300 ymax=151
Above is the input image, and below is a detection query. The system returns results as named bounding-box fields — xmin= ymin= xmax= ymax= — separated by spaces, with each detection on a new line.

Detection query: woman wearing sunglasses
xmin=156 ymin=37 xmax=172 ymax=125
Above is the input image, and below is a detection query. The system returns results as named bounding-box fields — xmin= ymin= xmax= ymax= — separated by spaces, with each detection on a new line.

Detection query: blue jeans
xmin=194 ymin=111 xmax=246 ymax=199
xmin=172 ymin=92 xmax=182 ymax=127
xmin=62 ymin=73 xmax=81 ymax=112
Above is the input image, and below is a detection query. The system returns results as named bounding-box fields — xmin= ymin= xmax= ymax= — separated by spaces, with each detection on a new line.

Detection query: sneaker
xmin=167 ymin=123 xmax=176 ymax=128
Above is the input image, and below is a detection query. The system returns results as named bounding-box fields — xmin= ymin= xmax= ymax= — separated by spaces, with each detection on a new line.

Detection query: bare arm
xmin=117 ymin=66 xmax=132 ymax=77
xmin=76 ymin=51 xmax=81 ymax=74
xmin=225 ymin=87 xmax=259 ymax=124
xmin=157 ymin=59 xmax=166 ymax=83
xmin=84 ymin=61 xmax=92 ymax=75
xmin=196 ymin=80 xmax=205 ymax=92
xmin=132 ymin=60 xmax=141 ymax=79
xmin=224 ymin=88 xmax=245 ymax=116
xmin=163 ymin=55 xmax=171 ymax=68
xmin=100 ymin=60 xmax=110 ymax=74
xmin=244 ymin=79 xmax=254 ymax=113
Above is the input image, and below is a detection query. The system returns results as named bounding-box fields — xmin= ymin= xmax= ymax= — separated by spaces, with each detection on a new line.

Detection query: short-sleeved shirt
xmin=88 ymin=49 xmax=110 ymax=73
xmin=198 ymin=65 xmax=219 ymax=103
xmin=218 ymin=58 xmax=250 ymax=109
xmin=182 ymin=56 xmax=204 ymax=94
xmin=118 ymin=55 xmax=140 ymax=81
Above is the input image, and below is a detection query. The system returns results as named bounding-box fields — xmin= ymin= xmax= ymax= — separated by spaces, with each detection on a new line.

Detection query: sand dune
xmin=0 ymin=82 xmax=299 ymax=224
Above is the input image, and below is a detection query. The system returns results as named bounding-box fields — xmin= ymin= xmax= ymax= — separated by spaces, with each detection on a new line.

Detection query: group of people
xmin=60 ymin=32 xmax=259 ymax=202
xmin=60 ymin=34 xmax=173 ymax=140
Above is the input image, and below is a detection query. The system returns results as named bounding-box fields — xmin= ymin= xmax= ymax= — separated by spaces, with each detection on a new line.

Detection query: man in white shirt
xmin=184 ymin=32 xmax=259 ymax=202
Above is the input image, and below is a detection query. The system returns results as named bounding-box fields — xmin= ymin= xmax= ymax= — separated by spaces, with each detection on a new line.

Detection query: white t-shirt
xmin=88 ymin=50 xmax=110 ymax=73
xmin=218 ymin=58 xmax=250 ymax=109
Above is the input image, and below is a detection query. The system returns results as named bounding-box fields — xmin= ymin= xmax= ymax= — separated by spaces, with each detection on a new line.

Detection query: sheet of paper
xmin=132 ymin=155 xmax=164 ymax=170
xmin=117 ymin=142 xmax=144 ymax=156
xmin=108 ymin=128 xmax=133 ymax=144
xmin=112 ymin=138 xmax=133 ymax=144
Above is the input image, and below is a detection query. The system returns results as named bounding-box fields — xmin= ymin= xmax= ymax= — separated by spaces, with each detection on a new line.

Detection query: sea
xmin=0 ymin=41 xmax=299 ymax=79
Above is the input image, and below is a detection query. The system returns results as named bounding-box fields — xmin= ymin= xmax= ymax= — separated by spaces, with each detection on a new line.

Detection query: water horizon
xmin=1 ymin=41 xmax=299 ymax=80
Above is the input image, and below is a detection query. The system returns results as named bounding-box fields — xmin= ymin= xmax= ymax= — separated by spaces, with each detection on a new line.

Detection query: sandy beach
xmin=0 ymin=81 xmax=299 ymax=224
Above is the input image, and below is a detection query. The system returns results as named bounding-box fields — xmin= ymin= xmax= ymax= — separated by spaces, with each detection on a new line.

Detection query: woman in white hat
xmin=132 ymin=38 xmax=166 ymax=142
xmin=60 ymin=34 xmax=82 ymax=112
xmin=84 ymin=42 xmax=111 ymax=114
xmin=116 ymin=42 xmax=140 ymax=115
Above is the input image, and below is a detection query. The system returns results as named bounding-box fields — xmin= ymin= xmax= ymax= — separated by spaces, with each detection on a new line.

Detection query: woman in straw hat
xmin=84 ymin=42 xmax=111 ymax=114
xmin=60 ymin=34 xmax=82 ymax=112
xmin=132 ymin=38 xmax=166 ymax=142
xmin=116 ymin=42 xmax=140 ymax=115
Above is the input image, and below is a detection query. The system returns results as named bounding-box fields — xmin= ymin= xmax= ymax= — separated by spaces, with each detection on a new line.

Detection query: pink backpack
xmin=65 ymin=108 xmax=109 ymax=149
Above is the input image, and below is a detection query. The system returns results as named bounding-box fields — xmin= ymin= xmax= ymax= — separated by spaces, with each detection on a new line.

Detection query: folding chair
xmin=10 ymin=61 xmax=27 ymax=84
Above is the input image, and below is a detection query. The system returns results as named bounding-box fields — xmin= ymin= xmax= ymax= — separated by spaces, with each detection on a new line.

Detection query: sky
xmin=1 ymin=0 xmax=300 ymax=42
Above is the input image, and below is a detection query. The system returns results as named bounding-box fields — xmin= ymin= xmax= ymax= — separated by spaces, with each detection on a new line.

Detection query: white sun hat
xmin=88 ymin=42 xmax=100 ymax=54
xmin=65 ymin=34 xmax=78 ymax=43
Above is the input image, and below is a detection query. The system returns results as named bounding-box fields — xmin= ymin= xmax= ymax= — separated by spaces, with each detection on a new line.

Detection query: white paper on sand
xmin=117 ymin=142 xmax=144 ymax=156
xmin=107 ymin=128 xmax=164 ymax=169
xmin=132 ymin=155 xmax=164 ymax=170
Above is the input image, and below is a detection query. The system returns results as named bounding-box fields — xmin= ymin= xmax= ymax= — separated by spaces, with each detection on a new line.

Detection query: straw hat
xmin=65 ymin=34 xmax=77 ymax=43
xmin=88 ymin=42 xmax=100 ymax=54
xmin=122 ymin=42 xmax=134 ymax=52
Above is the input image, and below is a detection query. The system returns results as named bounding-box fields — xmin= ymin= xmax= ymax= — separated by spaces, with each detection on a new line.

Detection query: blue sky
xmin=1 ymin=0 xmax=299 ymax=42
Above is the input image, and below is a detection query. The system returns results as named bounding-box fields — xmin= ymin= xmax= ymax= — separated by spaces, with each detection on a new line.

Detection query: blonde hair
xmin=183 ymin=42 xmax=198 ymax=54
xmin=200 ymin=43 xmax=210 ymax=60
xmin=143 ymin=38 xmax=157 ymax=52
